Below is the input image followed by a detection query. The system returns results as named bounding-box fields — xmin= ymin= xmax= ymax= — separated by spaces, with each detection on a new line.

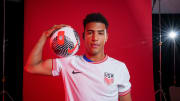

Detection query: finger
xmin=53 ymin=24 xmax=71 ymax=29
xmin=45 ymin=24 xmax=71 ymax=37
xmin=45 ymin=25 xmax=64 ymax=37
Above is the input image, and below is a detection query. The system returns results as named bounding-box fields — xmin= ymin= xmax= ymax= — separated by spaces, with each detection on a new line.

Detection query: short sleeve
xmin=52 ymin=59 xmax=62 ymax=76
xmin=118 ymin=63 xmax=131 ymax=96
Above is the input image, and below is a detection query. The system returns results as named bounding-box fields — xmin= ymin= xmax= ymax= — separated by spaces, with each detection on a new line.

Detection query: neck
xmin=85 ymin=52 xmax=106 ymax=62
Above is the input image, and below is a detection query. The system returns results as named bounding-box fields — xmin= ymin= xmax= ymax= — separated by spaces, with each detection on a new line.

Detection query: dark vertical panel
xmin=1 ymin=0 xmax=24 ymax=101
xmin=153 ymin=14 xmax=180 ymax=101
xmin=0 ymin=0 xmax=4 ymax=99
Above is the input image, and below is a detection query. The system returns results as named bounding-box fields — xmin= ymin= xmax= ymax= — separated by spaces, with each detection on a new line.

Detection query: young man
xmin=25 ymin=13 xmax=132 ymax=101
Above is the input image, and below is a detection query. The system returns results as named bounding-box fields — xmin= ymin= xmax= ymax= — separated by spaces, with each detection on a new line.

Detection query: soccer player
xmin=25 ymin=13 xmax=132 ymax=101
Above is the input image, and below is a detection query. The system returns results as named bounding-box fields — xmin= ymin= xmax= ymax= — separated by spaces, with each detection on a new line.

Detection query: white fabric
xmin=52 ymin=55 xmax=131 ymax=101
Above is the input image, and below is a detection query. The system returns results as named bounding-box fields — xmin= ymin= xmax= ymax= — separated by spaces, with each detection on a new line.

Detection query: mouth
xmin=91 ymin=43 xmax=100 ymax=48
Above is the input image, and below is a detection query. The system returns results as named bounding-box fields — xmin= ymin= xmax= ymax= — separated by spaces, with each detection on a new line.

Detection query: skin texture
xmin=24 ymin=23 xmax=132 ymax=101
xmin=84 ymin=22 xmax=108 ymax=62
xmin=119 ymin=93 xmax=132 ymax=101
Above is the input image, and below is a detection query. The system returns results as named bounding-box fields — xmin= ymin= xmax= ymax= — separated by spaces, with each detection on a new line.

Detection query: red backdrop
xmin=23 ymin=0 xmax=155 ymax=101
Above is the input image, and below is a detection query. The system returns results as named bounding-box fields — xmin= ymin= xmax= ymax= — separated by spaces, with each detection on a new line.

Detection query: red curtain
xmin=23 ymin=0 xmax=154 ymax=101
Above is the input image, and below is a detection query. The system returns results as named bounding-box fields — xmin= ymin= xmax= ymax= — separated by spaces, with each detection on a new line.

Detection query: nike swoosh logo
xmin=72 ymin=70 xmax=81 ymax=74
xmin=68 ymin=40 xmax=79 ymax=54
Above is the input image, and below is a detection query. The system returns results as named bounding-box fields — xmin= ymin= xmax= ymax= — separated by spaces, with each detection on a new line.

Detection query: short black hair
xmin=83 ymin=13 xmax=109 ymax=29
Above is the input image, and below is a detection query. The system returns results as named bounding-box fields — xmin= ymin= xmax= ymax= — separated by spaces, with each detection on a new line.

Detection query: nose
xmin=92 ymin=33 xmax=98 ymax=41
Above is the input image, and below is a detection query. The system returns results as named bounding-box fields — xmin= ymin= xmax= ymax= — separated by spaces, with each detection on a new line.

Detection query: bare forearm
xmin=119 ymin=93 xmax=132 ymax=101
xmin=25 ymin=24 xmax=70 ymax=74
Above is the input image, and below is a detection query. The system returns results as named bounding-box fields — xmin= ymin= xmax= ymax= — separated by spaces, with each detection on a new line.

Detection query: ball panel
xmin=50 ymin=27 xmax=80 ymax=57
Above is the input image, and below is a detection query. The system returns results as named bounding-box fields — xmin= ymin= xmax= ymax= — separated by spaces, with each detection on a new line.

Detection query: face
xmin=84 ymin=22 xmax=108 ymax=56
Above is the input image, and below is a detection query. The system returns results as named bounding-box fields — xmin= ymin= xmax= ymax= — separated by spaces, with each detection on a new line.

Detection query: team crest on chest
xmin=104 ymin=72 xmax=114 ymax=85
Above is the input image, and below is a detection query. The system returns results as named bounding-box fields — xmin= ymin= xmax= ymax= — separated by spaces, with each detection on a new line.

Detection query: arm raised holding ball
xmin=24 ymin=13 xmax=132 ymax=101
xmin=24 ymin=24 xmax=70 ymax=75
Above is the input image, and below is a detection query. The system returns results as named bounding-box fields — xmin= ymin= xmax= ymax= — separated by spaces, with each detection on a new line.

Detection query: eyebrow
xmin=87 ymin=30 xmax=105 ymax=32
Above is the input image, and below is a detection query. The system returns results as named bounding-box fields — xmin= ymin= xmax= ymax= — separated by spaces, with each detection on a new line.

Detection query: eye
xmin=99 ymin=32 xmax=104 ymax=35
xmin=87 ymin=31 xmax=93 ymax=35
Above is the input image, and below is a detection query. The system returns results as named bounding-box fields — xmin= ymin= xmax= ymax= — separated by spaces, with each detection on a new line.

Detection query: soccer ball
xmin=50 ymin=27 xmax=80 ymax=57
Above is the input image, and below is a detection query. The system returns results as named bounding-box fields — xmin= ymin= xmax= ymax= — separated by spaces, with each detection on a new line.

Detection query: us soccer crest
xmin=104 ymin=72 xmax=114 ymax=85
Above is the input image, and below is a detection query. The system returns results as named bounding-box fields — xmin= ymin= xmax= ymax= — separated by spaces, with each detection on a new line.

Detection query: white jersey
xmin=52 ymin=55 xmax=131 ymax=101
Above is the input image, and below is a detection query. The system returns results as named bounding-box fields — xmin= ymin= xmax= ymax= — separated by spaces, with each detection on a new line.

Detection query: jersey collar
xmin=82 ymin=54 xmax=108 ymax=64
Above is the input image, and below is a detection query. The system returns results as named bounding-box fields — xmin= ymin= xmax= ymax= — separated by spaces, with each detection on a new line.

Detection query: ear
xmin=105 ymin=32 xmax=108 ymax=43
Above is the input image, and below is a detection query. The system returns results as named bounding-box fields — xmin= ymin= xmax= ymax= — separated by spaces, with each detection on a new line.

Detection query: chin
xmin=86 ymin=47 xmax=101 ymax=56
xmin=89 ymin=50 xmax=99 ymax=56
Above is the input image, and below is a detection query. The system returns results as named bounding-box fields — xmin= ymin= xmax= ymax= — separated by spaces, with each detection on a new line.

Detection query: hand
xmin=43 ymin=24 xmax=71 ymax=38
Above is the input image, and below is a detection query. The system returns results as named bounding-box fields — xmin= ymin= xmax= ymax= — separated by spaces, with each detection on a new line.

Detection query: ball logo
xmin=57 ymin=31 xmax=65 ymax=45
xmin=68 ymin=40 xmax=79 ymax=54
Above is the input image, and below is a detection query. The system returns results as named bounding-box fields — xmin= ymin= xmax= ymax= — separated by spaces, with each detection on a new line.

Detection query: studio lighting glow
xmin=168 ymin=31 xmax=177 ymax=39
